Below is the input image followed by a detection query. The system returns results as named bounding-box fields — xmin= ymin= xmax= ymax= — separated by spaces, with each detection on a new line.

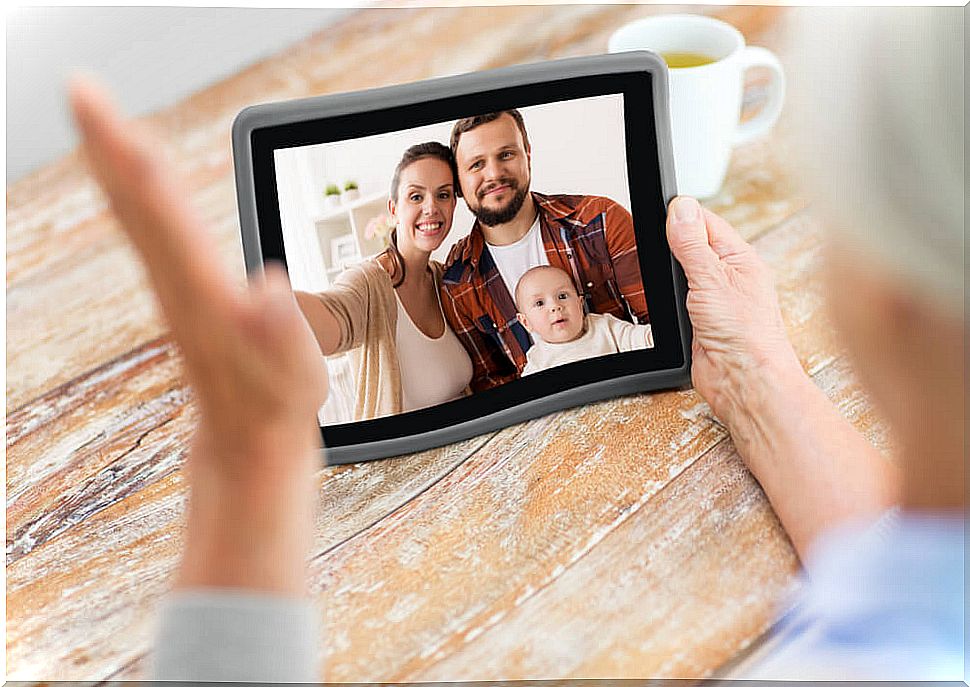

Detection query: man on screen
xmin=440 ymin=109 xmax=649 ymax=392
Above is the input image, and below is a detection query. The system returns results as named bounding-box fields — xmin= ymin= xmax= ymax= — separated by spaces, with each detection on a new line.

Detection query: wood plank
xmin=4 ymin=432 xmax=492 ymax=680
xmin=6 ymin=338 xmax=190 ymax=567
xmin=5 ymin=474 xmax=186 ymax=680
xmin=5 ymin=178 xmax=243 ymax=412
xmin=752 ymin=211 xmax=843 ymax=376
xmin=313 ymin=388 xmax=725 ymax=681
xmin=412 ymin=439 xmax=800 ymax=679
xmin=406 ymin=357 xmax=890 ymax=680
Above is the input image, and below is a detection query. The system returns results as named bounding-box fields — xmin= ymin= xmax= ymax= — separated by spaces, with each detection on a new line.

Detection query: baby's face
xmin=516 ymin=268 xmax=585 ymax=344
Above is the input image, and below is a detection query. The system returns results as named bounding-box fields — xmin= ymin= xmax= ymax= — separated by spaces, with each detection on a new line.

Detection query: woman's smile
xmin=415 ymin=219 xmax=445 ymax=236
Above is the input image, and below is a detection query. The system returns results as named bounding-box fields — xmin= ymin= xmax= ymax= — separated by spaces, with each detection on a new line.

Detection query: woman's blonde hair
xmin=785 ymin=7 xmax=964 ymax=313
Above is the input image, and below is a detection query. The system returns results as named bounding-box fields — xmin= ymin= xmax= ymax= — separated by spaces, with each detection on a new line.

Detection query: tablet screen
xmin=244 ymin=65 xmax=687 ymax=457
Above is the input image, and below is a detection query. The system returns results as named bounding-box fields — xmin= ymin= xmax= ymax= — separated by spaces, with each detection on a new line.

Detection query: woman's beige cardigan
xmin=312 ymin=258 xmax=445 ymax=422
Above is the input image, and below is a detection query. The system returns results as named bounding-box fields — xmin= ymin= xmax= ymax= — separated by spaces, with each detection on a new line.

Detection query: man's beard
xmin=471 ymin=178 xmax=530 ymax=226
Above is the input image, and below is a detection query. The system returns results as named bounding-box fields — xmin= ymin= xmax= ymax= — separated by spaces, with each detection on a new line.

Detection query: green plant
xmin=343 ymin=180 xmax=359 ymax=191
xmin=325 ymin=183 xmax=341 ymax=196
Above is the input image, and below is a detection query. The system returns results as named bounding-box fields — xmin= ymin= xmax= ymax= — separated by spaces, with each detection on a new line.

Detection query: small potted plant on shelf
xmin=324 ymin=183 xmax=341 ymax=210
xmin=342 ymin=180 xmax=360 ymax=202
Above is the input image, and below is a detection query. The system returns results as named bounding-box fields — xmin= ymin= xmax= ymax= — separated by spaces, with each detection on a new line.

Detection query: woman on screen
xmin=294 ymin=142 xmax=473 ymax=421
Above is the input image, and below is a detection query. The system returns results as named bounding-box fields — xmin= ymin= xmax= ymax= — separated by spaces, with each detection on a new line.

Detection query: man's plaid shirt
xmin=440 ymin=192 xmax=648 ymax=392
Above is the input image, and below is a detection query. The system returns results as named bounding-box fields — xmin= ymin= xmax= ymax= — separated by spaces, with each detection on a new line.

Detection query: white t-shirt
xmin=486 ymin=216 xmax=548 ymax=301
xmin=394 ymin=292 xmax=473 ymax=413
xmin=521 ymin=312 xmax=654 ymax=376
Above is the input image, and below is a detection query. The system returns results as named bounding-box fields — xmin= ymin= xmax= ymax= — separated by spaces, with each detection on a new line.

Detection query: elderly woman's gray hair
xmin=785 ymin=7 xmax=964 ymax=312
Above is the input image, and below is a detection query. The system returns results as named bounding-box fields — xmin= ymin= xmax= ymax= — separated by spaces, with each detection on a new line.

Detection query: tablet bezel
xmin=232 ymin=51 xmax=690 ymax=465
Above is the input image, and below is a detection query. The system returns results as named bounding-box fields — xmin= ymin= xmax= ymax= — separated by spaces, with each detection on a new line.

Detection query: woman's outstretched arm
xmin=295 ymin=290 xmax=343 ymax=355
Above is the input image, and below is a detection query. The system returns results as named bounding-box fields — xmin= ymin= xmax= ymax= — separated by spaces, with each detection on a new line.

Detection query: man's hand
xmin=666 ymin=196 xmax=802 ymax=432
xmin=69 ymin=75 xmax=328 ymax=594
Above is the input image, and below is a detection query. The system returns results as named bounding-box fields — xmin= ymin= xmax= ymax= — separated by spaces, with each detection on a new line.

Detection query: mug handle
xmin=733 ymin=46 xmax=786 ymax=146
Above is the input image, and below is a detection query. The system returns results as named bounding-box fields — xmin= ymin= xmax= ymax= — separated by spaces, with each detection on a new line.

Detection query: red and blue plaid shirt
xmin=440 ymin=192 xmax=648 ymax=392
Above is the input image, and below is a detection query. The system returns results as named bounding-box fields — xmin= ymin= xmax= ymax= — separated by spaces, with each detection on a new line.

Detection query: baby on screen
xmin=514 ymin=265 xmax=654 ymax=377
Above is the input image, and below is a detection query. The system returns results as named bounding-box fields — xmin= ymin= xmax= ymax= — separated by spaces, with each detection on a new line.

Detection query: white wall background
xmin=6 ymin=6 xmax=350 ymax=183
xmin=276 ymin=94 xmax=631 ymax=291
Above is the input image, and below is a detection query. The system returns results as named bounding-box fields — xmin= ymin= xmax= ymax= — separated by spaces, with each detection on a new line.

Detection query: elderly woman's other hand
xmin=69 ymin=75 xmax=328 ymax=595
xmin=666 ymin=196 xmax=898 ymax=558
xmin=666 ymin=196 xmax=801 ymax=431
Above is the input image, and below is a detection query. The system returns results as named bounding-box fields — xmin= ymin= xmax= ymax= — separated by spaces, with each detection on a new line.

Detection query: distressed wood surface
xmin=6 ymin=4 xmax=884 ymax=682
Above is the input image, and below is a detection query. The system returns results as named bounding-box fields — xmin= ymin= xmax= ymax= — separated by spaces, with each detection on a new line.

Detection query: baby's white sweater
xmin=522 ymin=312 xmax=654 ymax=376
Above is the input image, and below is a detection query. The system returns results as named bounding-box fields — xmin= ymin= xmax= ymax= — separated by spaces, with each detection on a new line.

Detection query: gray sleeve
xmin=151 ymin=589 xmax=320 ymax=683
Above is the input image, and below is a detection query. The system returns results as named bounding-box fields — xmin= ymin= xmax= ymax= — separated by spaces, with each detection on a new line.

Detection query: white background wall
xmin=275 ymin=94 xmax=631 ymax=291
xmin=6 ymin=6 xmax=349 ymax=182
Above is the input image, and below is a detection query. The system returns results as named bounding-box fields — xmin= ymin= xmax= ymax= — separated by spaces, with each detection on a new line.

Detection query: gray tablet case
xmin=232 ymin=51 xmax=687 ymax=465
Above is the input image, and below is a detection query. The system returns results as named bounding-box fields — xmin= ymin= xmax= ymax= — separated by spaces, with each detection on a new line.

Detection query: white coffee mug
xmin=609 ymin=14 xmax=785 ymax=199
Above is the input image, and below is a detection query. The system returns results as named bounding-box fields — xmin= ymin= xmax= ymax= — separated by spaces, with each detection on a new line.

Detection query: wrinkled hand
xmin=666 ymin=197 xmax=801 ymax=431
xmin=68 ymin=75 xmax=328 ymax=493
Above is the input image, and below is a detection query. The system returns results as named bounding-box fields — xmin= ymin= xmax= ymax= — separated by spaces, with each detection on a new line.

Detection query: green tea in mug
xmin=661 ymin=51 xmax=717 ymax=68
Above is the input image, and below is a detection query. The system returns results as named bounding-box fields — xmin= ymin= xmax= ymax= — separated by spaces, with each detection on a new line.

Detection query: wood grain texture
xmin=6 ymin=432 xmax=495 ymax=680
xmin=5 ymin=4 xmax=885 ymax=683
xmin=314 ymin=388 xmax=726 ymax=681
xmin=409 ymin=356 xmax=890 ymax=682
xmin=410 ymin=440 xmax=801 ymax=680
xmin=6 ymin=338 xmax=189 ymax=567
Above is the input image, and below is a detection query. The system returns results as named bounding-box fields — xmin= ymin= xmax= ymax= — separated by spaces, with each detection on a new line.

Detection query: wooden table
xmin=6 ymin=5 xmax=890 ymax=681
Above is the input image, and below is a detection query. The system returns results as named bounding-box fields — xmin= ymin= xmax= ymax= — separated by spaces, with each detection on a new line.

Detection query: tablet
xmin=232 ymin=51 xmax=689 ymax=465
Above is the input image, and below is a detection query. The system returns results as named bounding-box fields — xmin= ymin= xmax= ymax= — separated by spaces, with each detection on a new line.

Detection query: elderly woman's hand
xmin=667 ymin=197 xmax=897 ymax=558
xmin=69 ymin=75 xmax=328 ymax=595
xmin=666 ymin=197 xmax=802 ymax=432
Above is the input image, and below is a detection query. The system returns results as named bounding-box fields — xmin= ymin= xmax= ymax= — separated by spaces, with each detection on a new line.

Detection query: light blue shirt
xmin=741 ymin=510 xmax=966 ymax=681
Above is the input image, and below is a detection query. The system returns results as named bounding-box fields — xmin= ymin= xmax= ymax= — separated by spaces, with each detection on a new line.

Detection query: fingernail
xmin=671 ymin=196 xmax=700 ymax=224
